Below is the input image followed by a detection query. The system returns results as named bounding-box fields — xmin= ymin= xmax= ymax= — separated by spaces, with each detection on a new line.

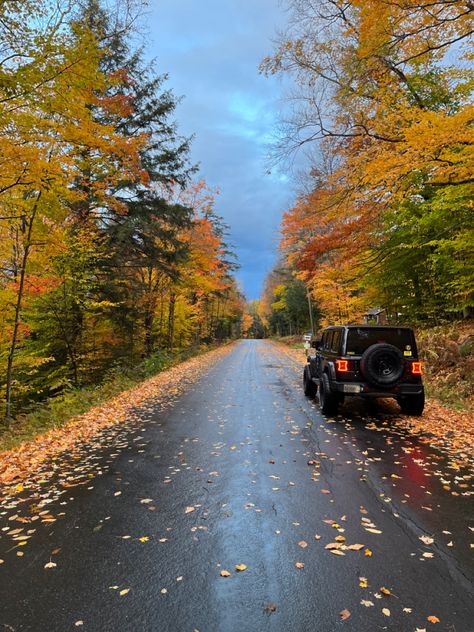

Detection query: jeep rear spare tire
xmin=360 ymin=343 xmax=404 ymax=387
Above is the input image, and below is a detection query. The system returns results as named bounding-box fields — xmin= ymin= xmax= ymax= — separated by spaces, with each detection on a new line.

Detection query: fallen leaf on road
xmin=298 ymin=541 xmax=308 ymax=548
xmin=185 ymin=506 xmax=195 ymax=514
xmin=380 ymin=587 xmax=391 ymax=596
xmin=119 ymin=589 xmax=130 ymax=596
xmin=75 ymin=622 xmax=84 ymax=627
xmin=364 ymin=528 xmax=382 ymax=534
xmin=44 ymin=561 xmax=57 ymax=569
xmin=339 ymin=609 xmax=351 ymax=620
xmin=220 ymin=570 xmax=231 ymax=577
xmin=361 ymin=600 xmax=374 ymax=607
xmin=314 ymin=535 xmax=321 ymax=540
xmin=427 ymin=616 xmax=440 ymax=623
xmin=347 ymin=544 xmax=364 ymax=551
xmin=295 ymin=562 xmax=304 ymax=569
xmin=382 ymin=608 xmax=390 ymax=616
xmin=359 ymin=578 xmax=368 ymax=588
xmin=263 ymin=602 xmax=277 ymax=614
xmin=140 ymin=499 xmax=153 ymax=504
xmin=330 ymin=549 xmax=345 ymax=556
xmin=419 ymin=536 xmax=434 ymax=545
xmin=321 ymin=489 xmax=331 ymax=494
xmin=138 ymin=536 xmax=149 ymax=543
xmin=235 ymin=564 xmax=247 ymax=572
xmin=364 ymin=548 xmax=373 ymax=557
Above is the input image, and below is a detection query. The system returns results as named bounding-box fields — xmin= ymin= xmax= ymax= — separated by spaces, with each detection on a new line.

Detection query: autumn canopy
xmin=259 ymin=0 xmax=474 ymax=327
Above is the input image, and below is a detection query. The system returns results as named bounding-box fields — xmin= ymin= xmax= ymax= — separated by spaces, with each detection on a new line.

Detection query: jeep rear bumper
xmin=331 ymin=382 xmax=424 ymax=397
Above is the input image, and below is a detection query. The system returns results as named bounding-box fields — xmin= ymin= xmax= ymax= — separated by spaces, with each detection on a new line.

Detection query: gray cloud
xmin=146 ymin=0 xmax=297 ymax=298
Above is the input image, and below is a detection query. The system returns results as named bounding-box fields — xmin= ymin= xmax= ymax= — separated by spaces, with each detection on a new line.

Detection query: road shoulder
xmin=0 ymin=343 xmax=236 ymax=493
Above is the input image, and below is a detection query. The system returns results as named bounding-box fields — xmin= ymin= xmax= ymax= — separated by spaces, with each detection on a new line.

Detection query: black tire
xmin=360 ymin=343 xmax=404 ymax=387
xmin=303 ymin=367 xmax=317 ymax=397
xmin=319 ymin=373 xmax=339 ymax=416
xmin=398 ymin=392 xmax=425 ymax=416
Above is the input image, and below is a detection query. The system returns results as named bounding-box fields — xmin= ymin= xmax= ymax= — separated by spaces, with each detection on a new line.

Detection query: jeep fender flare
xmin=326 ymin=363 xmax=337 ymax=382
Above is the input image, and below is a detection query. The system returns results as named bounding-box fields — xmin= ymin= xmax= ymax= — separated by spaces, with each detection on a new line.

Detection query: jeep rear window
xmin=345 ymin=328 xmax=415 ymax=356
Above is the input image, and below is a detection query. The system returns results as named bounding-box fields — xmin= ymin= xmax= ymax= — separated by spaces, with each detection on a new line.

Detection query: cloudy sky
xmin=146 ymin=0 xmax=298 ymax=299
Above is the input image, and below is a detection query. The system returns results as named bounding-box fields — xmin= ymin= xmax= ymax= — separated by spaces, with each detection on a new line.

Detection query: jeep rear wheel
xmin=303 ymin=367 xmax=317 ymax=397
xmin=398 ymin=392 xmax=425 ymax=416
xmin=319 ymin=373 xmax=339 ymax=416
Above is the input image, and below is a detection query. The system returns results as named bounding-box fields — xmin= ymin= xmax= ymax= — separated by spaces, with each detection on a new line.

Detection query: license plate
xmin=344 ymin=384 xmax=361 ymax=393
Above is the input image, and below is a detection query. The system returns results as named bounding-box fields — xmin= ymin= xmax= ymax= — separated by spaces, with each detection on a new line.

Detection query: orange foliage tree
xmin=262 ymin=0 xmax=474 ymax=324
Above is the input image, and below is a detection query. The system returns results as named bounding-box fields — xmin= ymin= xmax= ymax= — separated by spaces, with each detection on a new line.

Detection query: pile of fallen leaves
xmin=0 ymin=344 xmax=235 ymax=494
xmin=273 ymin=340 xmax=474 ymax=464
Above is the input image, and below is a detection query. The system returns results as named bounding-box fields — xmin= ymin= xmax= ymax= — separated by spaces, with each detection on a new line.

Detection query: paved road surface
xmin=0 ymin=340 xmax=473 ymax=631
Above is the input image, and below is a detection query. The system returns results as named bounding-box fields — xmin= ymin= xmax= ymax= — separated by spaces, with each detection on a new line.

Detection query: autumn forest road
xmin=0 ymin=340 xmax=473 ymax=632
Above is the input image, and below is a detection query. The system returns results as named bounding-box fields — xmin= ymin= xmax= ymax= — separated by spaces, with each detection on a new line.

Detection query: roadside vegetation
xmin=0 ymin=1 xmax=244 ymax=428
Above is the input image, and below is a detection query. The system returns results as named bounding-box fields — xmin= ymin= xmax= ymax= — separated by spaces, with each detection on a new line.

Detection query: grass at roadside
xmin=0 ymin=344 xmax=221 ymax=454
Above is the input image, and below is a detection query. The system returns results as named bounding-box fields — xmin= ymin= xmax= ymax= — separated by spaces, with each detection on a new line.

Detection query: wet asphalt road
xmin=0 ymin=340 xmax=473 ymax=632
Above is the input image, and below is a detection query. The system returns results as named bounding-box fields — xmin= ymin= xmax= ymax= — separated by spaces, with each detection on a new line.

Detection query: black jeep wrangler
xmin=303 ymin=325 xmax=424 ymax=416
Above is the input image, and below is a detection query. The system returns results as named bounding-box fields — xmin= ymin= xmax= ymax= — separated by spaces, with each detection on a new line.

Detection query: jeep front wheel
xmin=303 ymin=367 xmax=317 ymax=397
xmin=319 ymin=374 xmax=339 ymax=416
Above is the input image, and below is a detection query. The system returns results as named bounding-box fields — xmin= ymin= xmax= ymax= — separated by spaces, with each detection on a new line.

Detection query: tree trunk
xmin=168 ymin=293 xmax=176 ymax=350
xmin=144 ymin=310 xmax=154 ymax=356
xmin=4 ymin=192 xmax=41 ymax=424
xmin=143 ymin=268 xmax=155 ymax=357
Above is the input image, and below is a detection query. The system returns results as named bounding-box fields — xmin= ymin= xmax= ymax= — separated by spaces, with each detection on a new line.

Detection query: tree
xmin=0 ymin=1 xmax=150 ymax=420
xmin=263 ymin=0 xmax=474 ymax=324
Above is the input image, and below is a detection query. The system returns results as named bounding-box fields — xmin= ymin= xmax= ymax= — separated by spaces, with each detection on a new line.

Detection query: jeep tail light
xmin=336 ymin=359 xmax=349 ymax=372
xmin=411 ymin=361 xmax=423 ymax=375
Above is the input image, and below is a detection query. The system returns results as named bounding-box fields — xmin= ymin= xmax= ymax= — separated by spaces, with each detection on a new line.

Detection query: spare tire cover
xmin=360 ymin=343 xmax=404 ymax=386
